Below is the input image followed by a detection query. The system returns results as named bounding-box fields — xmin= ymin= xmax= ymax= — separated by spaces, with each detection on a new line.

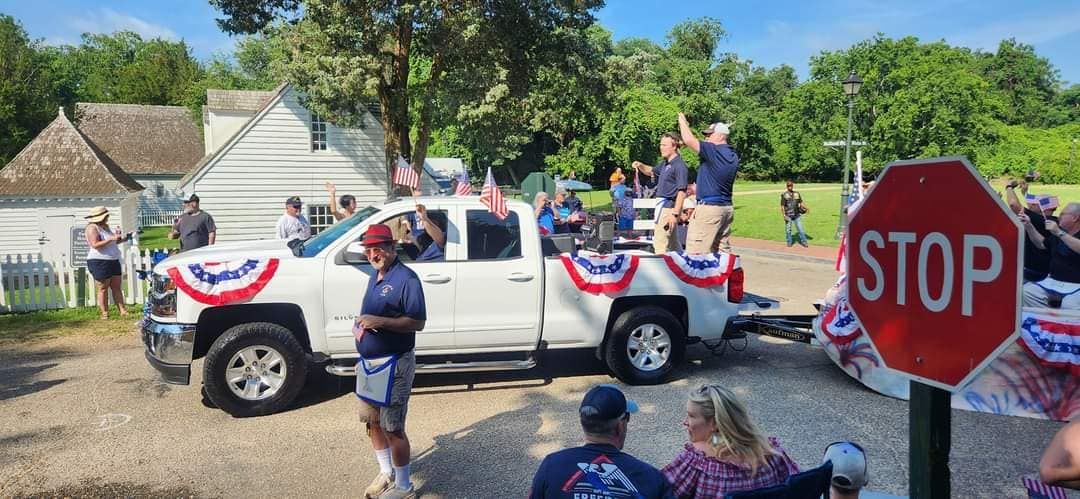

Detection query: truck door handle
xmin=507 ymin=272 xmax=535 ymax=282
xmin=422 ymin=274 xmax=451 ymax=284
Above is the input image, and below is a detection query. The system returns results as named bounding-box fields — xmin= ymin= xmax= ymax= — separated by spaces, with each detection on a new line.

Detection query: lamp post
xmin=836 ymin=70 xmax=863 ymax=239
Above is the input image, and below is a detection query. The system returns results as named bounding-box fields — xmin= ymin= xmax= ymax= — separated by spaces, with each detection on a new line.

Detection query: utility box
xmin=521 ymin=172 xmax=556 ymax=206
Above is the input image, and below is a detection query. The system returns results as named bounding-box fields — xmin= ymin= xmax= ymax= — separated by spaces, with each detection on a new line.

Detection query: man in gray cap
xmin=823 ymin=441 xmax=869 ymax=498
xmin=276 ymin=196 xmax=311 ymax=241
xmin=678 ymin=113 xmax=739 ymax=253
xmin=168 ymin=193 xmax=216 ymax=252
xmin=528 ymin=384 xmax=674 ymax=498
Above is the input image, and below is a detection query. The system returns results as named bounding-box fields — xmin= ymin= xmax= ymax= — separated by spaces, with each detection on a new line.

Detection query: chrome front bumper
xmin=142 ymin=318 xmax=196 ymax=385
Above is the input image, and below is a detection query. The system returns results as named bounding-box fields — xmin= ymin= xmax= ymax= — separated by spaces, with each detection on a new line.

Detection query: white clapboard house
xmin=182 ymin=83 xmax=446 ymax=241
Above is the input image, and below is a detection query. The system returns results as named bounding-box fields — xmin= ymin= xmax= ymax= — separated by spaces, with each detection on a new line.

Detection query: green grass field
xmin=137 ymin=226 xmax=179 ymax=250
xmin=578 ymin=180 xmax=1080 ymax=247
xmin=0 ymin=304 xmax=140 ymax=342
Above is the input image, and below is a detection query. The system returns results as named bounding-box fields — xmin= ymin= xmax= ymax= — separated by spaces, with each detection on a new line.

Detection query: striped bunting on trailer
xmin=167 ymin=258 xmax=280 ymax=306
xmin=1022 ymin=473 xmax=1067 ymax=499
xmin=661 ymin=251 xmax=738 ymax=288
xmin=559 ymin=251 xmax=639 ymax=295
xmin=1018 ymin=310 xmax=1080 ymax=376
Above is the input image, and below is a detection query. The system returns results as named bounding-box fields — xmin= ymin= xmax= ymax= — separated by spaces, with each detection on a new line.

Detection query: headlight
xmin=151 ymin=273 xmax=177 ymax=317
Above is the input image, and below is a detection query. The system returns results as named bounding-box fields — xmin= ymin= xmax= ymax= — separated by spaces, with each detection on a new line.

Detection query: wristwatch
xmin=1056 ymin=230 xmax=1067 ymax=238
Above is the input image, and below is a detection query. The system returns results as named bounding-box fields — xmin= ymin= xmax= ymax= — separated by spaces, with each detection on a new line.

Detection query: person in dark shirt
xmin=529 ymin=384 xmax=674 ymax=499
xmin=402 ymin=204 xmax=446 ymax=262
xmin=633 ymin=132 xmax=690 ymax=254
xmin=168 ymin=194 xmax=216 ymax=252
xmin=1006 ymin=181 xmax=1052 ymax=281
xmin=678 ymin=113 xmax=739 ymax=254
xmin=566 ymin=190 xmax=584 ymax=214
xmin=1021 ymin=202 xmax=1080 ymax=309
xmin=353 ymin=223 xmax=427 ymax=499
xmin=780 ymin=181 xmax=810 ymax=248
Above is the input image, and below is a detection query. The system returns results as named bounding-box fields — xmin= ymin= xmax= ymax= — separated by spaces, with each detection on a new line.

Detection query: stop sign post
xmin=846 ymin=156 xmax=1022 ymax=498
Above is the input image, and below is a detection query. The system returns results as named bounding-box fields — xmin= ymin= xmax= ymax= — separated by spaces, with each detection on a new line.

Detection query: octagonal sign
xmin=847 ymin=156 xmax=1023 ymax=391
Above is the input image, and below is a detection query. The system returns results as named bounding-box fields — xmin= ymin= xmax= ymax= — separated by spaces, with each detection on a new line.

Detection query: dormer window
xmin=311 ymin=113 xmax=328 ymax=151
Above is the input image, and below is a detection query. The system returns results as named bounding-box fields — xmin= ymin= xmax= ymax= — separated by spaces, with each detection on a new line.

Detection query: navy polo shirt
xmin=528 ymin=444 xmax=674 ymax=499
xmin=356 ymin=259 xmax=427 ymax=358
xmin=654 ymin=156 xmax=689 ymax=207
xmin=417 ymin=240 xmax=444 ymax=261
xmin=697 ymin=141 xmax=739 ymax=205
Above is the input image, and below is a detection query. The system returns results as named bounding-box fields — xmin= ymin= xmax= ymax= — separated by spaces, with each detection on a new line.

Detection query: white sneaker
xmin=379 ymin=485 xmax=415 ymax=499
xmin=364 ymin=472 xmax=394 ymax=499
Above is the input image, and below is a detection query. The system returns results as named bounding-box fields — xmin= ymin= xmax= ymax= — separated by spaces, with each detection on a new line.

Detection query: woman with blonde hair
xmin=662 ymin=384 xmax=800 ymax=497
xmin=84 ymin=206 xmax=131 ymax=320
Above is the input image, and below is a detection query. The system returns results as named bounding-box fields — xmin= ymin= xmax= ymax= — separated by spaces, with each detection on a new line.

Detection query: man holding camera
xmin=780 ymin=181 xmax=809 ymax=248
xmin=169 ymin=194 xmax=216 ymax=252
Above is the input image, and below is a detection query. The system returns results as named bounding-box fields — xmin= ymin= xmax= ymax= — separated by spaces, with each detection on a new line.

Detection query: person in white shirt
xmin=276 ymin=196 xmax=311 ymax=241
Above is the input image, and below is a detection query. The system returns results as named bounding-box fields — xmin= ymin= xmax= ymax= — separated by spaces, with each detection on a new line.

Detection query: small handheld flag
xmin=479 ymin=167 xmax=508 ymax=220
xmin=392 ymin=155 xmax=420 ymax=190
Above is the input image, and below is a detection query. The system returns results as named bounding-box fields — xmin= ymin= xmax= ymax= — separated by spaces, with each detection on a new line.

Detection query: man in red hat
xmin=353 ymin=223 xmax=426 ymax=499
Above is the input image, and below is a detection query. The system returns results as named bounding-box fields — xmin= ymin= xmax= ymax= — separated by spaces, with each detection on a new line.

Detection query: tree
xmin=0 ymin=15 xmax=59 ymax=165
xmin=211 ymin=0 xmax=604 ymax=190
xmin=978 ymin=39 xmax=1065 ymax=127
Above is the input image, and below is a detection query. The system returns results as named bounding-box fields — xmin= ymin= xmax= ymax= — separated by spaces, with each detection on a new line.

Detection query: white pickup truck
xmin=142 ymin=196 xmax=773 ymax=416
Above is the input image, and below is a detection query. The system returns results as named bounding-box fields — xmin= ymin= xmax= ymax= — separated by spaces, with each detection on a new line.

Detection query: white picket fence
xmin=140 ymin=209 xmax=182 ymax=227
xmin=0 ymin=247 xmax=170 ymax=313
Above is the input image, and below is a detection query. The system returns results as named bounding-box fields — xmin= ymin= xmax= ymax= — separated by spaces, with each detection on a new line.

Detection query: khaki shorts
xmin=357 ymin=350 xmax=416 ymax=433
xmin=685 ymin=204 xmax=734 ymax=253
xmin=652 ymin=207 xmax=682 ymax=254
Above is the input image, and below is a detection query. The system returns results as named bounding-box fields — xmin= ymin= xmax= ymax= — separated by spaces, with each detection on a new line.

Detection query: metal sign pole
xmin=910 ymin=380 xmax=951 ymax=498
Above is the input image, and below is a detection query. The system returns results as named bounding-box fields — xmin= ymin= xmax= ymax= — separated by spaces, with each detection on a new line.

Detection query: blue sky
xmin=5 ymin=0 xmax=1080 ymax=85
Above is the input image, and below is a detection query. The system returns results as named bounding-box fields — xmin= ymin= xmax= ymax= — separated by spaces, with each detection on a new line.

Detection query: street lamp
xmin=837 ymin=70 xmax=863 ymax=239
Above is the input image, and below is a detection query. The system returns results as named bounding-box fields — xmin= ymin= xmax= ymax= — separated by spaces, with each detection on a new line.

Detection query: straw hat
xmin=85 ymin=206 xmax=109 ymax=223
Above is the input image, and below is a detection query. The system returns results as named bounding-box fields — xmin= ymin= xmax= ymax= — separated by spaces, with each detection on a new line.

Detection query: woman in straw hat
xmin=84 ymin=206 xmax=130 ymax=319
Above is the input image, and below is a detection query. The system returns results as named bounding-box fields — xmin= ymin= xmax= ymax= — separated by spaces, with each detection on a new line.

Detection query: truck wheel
xmin=202 ymin=322 xmax=308 ymax=417
xmin=604 ymin=306 xmax=686 ymax=385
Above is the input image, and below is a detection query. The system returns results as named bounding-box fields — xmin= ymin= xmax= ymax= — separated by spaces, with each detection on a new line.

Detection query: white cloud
xmin=68 ymin=8 xmax=179 ymax=40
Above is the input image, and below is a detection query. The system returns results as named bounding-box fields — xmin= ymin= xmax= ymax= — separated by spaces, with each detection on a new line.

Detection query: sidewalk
xmin=730 ymin=236 xmax=838 ymax=265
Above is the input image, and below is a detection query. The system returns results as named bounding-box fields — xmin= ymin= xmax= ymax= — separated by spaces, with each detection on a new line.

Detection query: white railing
xmin=0 ymin=247 xmax=170 ymax=313
xmin=140 ymin=209 xmax=182 ymax=227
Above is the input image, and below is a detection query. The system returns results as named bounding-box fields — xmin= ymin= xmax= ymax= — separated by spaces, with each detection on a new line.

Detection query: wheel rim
xmin=626 ymin=323 xmax=672 ymax=372
xmin=225 ymin=345 xmax=287 ymax=401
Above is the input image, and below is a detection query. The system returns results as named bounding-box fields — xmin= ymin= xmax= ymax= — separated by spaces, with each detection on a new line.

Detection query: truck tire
xmin=202 ymin=322 xmax=308 ymax=417
xmin=604 ymin=306 xmax=686 ymax=385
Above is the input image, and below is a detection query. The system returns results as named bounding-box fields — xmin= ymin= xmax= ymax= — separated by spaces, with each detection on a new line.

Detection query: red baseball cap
xmin=361 ymin=224 xmax=394 ymax=246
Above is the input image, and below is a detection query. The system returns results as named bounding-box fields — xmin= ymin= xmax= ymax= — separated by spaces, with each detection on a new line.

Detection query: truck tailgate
xmin=738 ymin=292 xmax=780 ymax=312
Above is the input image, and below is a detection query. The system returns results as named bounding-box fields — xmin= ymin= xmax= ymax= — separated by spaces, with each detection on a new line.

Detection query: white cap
xmin=704 ymin=122 xmax=731 ymax=135
xmin=823 ymin=442 xmax=868 ymax=490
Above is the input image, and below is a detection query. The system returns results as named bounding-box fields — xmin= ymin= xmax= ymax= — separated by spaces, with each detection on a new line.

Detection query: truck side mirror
xmin=342 ymin=241 xmax=368 ymax=265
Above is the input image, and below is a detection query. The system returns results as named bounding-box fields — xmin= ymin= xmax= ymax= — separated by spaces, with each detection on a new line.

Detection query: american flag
xmin=1022 ymin=473 xmax=1067 ymax=499
xmin=479 ymin=167 xmax=508 ymax=220
xmin=454 ymin=170 xmax=472 ymax=196
xmin=392 ymin=155 xmax=419 ymax=190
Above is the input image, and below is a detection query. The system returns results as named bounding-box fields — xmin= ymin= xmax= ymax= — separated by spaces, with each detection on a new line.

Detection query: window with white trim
xmin=308 ymin=204 xmax=335 ymax=235
xmin=310 ymin=113 xmax=328 ymax=151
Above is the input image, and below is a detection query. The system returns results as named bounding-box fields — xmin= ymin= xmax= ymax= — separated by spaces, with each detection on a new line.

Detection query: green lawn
xmin=0 ymin=304 xmax=140 ymax=342
xmin=137 ymin=226 xmax=179 ymax=250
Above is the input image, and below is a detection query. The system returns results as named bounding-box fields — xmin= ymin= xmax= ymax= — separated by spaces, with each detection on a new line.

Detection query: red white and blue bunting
xmin=820 ymin=297 xmax=862 ymax=345
xmin=167 ymin=258 xmax=280 ymax=306
xmin=661 ymin=251 xmax=738 ymax=288
xmin=559 ymin=251 xmax=639 ymax=295
xmin=1019 ymin=310 xmax=1080 ymax=376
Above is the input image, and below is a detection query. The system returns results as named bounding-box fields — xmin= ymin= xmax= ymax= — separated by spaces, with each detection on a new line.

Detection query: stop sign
xmin=847 ymin=157 xmax=1023 ymax=391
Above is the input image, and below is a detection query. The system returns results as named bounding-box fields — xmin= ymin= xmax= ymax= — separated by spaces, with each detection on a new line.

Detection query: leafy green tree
xmin=211 ymin=0 xmax=604 ymax=187
xmin=978 ymin=39 xmax=1065 ymax=127
xmin=0 ymin=15 xmax=60 ymax=165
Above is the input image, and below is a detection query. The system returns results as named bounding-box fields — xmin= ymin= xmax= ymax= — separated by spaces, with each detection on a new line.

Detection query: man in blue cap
xmin=529 ymin=384 xmax=674 ymax=498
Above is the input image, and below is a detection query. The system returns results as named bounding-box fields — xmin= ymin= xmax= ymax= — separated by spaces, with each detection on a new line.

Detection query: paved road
xmin=0 ymin=254 xmax=1069 ymax=498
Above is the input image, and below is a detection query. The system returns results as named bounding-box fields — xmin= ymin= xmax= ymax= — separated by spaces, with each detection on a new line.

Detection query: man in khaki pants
xmin=632 ymin=132 xmax=689 ymax=254
xmin=678 ymin=113 xmax=739 ymax=253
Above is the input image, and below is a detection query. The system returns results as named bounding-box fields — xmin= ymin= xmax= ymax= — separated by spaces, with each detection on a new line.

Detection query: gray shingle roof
xmin=206 ymin=89 xmax=278 ymax=112
xmin=75 ymin=103 xmax=204 ymax=176
xmin=0 ymin=108 xmax=143 ymax=196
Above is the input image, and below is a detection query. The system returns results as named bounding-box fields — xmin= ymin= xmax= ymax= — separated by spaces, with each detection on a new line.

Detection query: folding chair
xmin=726 ymin=461 xmax=833 ymax=499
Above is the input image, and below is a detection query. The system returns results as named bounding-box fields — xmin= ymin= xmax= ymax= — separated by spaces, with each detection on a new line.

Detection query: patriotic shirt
xmin=661 ymin=438 xmax=800 ymax=498
xmin=529 ymin=443 xmax=674 ymax=499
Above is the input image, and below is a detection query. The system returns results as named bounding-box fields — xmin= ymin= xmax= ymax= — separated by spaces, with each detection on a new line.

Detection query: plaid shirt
xmin=661 ymin=437 xmax=800 ymax=498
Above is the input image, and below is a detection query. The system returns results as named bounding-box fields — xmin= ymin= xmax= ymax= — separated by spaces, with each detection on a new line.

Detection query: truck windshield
xmin=299 ymin=206 xmax=379 ymax=257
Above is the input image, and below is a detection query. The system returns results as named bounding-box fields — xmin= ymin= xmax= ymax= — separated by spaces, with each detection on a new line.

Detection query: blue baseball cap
xmin=579 ymin=384 xmax=639 ymax=421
